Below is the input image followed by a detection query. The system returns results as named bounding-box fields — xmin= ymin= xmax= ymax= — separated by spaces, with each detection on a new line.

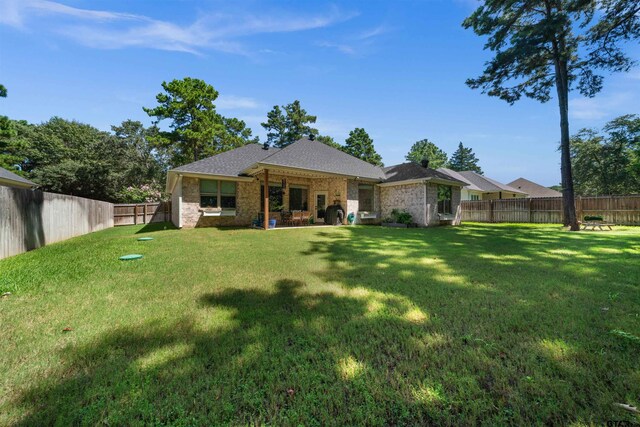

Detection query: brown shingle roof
xmin=507 ymin=178 xmax=562 ymax=198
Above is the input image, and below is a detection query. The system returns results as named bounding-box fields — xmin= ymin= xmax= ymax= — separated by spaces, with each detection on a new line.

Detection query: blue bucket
xmin=268 ymin=219 xmax=277 ymax=229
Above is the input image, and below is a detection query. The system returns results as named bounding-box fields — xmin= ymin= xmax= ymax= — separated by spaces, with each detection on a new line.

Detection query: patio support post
xmin=264 ymin=169 xmax=269 ymax=230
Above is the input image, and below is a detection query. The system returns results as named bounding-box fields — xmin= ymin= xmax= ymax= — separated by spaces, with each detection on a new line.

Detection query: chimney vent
xmin=420 ymin=158 xmax=430 ymax=169
xmin=309 ymin=133 xmax=316 ymax=141
xmin=263 ymin=142 xmax=269 ymax=150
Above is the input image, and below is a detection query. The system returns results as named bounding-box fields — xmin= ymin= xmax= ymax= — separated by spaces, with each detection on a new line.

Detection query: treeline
xmin=405 ymin=140 xmax=483 ymax=173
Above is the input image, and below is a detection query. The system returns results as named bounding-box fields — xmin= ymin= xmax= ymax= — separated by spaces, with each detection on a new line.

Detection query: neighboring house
xmin=165 ymin=138 xmax=466 ymax=229
xmin=0 ymin=167 xmax=37 ymax=189
xmin=438 ymin=168 xmax=527 ymax=200
xmin=507 ymin=177 xmax=562 ymax=198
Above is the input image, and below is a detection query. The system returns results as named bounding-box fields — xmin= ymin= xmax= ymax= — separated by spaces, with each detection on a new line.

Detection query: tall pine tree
xmin=261 ymin=100 xmax=318 ymax=147
xmin=343 ymin=128 xmax=383 ymax=166
xmin=448 ymin=142 xmax=483 ymax=174
xmin=405 ymin=139 xmax=448 ymax=168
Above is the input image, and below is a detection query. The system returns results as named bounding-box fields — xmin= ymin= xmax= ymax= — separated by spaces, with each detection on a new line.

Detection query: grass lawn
xmin=1 ymin=223 xmax=640 ymax=425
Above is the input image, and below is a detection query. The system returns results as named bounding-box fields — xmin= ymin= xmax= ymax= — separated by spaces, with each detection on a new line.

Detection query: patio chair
xmin=281 ymin=211 xmax=293 ymax=226
xmin=300 ymin=210 xmax=310 ymax=225
xmin=291 ymin=210 xmax=303 ymax=226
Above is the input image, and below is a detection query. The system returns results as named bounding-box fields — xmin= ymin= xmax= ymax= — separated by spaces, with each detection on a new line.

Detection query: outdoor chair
xmin=300 ymin=210 xmax=310 ymax=225
xmin=291 ymin=210 xmax=303 ymax=226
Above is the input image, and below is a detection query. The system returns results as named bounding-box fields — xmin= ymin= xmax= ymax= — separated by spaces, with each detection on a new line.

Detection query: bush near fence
xmin=0 ymin=186 xmax=113 ymax=259
xmin=461 ymin=195 xmax=640 ymax=225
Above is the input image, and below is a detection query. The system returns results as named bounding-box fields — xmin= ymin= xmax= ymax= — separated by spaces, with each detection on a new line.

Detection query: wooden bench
xmin=581 ymin=222 xmax=613 ymax=231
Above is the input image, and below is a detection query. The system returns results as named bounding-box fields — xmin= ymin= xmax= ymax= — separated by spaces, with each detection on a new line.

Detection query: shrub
xmin=387 ymin=209 xmax=413 ymax=225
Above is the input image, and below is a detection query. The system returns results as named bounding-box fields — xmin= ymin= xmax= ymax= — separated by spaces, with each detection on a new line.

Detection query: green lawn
xmin=1 ymin=223 xmax=640 ymax=425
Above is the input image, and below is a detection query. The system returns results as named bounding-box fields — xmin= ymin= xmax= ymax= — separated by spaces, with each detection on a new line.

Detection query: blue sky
xmin=0 ymin=0 xmax=638 ymax=186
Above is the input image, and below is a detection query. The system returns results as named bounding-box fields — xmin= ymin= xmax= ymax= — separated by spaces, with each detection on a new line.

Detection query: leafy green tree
xmin=261 ymin=100 xmax=318 ymax=147
xmin=571 ymin=114 xmax=640 ymax=196
xmin=111 ymin=120 xmax=168 ymax=188
xmin=405 ymin=139 xmax=448 ymax=168
xmin=463 ymin=0 xmax=640 ymax=230
xmin=448 ymin=142 xmax=483 ymax=173
xmin=144 ymin=78 xmax=255 ymax=166
xmin=316 ymin=135 xmax=344 ymax=150
xmin=343 ymin=128 xmax=383 ymax=166
xmin=0 ymin=84 xmax=6 ymax=98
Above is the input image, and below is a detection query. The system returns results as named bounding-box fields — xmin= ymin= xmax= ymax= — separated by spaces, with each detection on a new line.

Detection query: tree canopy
xmin=144 ymin=78 xmax=256 ymax=167
xmin=405 ymin=139 xmax=448 ymax=168
xmin=463 ymin=0 xmax=640 ymax=229
xmin=261 ymin=100 xmax=318 ymax=148
xmin=571 ymin=114 xmax=640 ymax=196
xmin=448 ymin=142 xmax=483 ymax=173
xmin=343 ymin=128 xmax=384 ymax=166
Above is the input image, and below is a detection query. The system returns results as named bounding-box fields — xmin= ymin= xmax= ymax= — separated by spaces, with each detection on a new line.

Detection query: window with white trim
xmin=200 ymin=179 xmax=236 ymax=209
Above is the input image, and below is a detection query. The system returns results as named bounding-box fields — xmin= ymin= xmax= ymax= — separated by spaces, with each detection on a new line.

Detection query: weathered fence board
xmin=0 ymin=186 xmax=113 ymax=259
xmin=461 ymin=195 xmax=640 ymax=225
xmin=113 ymin=202 xmax=171 ymax=226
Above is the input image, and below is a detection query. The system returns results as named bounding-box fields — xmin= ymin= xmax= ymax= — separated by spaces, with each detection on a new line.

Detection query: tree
xmin=448 ymin=142 xmax=483 ymax=173
xmin=343 ymin=128 xmax=383 ymax=166
xmin=405 ymin=139 xmax=448 ymax=168
xmin=463 ymin=0 xmax=640 ymax=230
xmin=144 ymin=78 xmax=256 ymax=167
xmin=571 ymin=114 xmax=640 ymax=195
xmin=316 ymin=135 xmax=344 ymax=150
xmin=261 ymin=100 xmax=318 ymax=147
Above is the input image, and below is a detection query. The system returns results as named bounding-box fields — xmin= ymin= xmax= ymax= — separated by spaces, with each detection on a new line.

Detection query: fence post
xmin=143 ymin=204 xmax=147 ymax=224
xmin=576 ymin=196 xmax=582 ymax=222
xmin=134 ymin=205 xmax=138 ymax=225
xmin=528 ymin=198 xmax=533 ymax=223
xmin=489 ymin=199 xmax=494 ymax=223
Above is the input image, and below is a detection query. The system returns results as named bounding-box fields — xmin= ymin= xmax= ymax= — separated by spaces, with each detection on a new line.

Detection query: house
xmin=438 ymin=168 xmax=527 ymax=200
xmin=165 ymin=138 xmax=466 ymax=229
xmin=507 ymin=177 xmax=562 ymax=198
xmin=0 ymin=167 xmax=37 ymax=189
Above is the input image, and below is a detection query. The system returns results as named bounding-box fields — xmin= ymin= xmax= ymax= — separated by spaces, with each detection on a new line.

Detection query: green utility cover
xmin=120 ymin=254 xmax=143 ymax=261
xmin=137 ymin=237 xmax=154 ymax=241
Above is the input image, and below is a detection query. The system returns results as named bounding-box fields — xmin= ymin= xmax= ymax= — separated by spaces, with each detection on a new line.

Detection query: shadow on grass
xmin=134 ymin=222 xmax=178 ymax=234
xmin=11 ymin=225 xmax=640 ymax=425
xmin=14 ymin=280 xmax=450 ymax=425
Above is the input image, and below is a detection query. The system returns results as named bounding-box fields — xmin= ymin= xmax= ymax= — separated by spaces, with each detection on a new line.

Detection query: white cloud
xmin=0 ymin=0 xmax=355 ymax=55
xmin=217 ymin=95 xmax=260 ymax=110
xmin=569 ymin=92 xmax=633 ymax=121
xmin=318 ymin=23 xmax=391 ymax=56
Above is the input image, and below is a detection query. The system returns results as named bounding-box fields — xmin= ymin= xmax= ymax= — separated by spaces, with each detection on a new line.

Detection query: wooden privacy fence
xmin=113 ymin=202 xmax=171 ymax=226
xmin=461 ymin=195 xmax=640 ymax=225
xmin=0 ymin=186 xmax=113 ymax=259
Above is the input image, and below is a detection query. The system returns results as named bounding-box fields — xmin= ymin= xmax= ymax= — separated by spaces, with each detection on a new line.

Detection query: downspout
xmin=177 ymin=174 xmax=183 ymax=229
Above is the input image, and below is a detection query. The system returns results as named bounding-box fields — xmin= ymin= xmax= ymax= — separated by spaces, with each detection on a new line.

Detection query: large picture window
xmin=200 ymin=179 xmax=236 ymax=209
xmin=437 ymin=185 xmax=452 ymax=214
xmin=289 ymin=185 xmax=308 ymax=211
xmin=261 ymin=183 xmax=284 ymax=212
xmin=358 ymin=184 xmax=374 ymax=212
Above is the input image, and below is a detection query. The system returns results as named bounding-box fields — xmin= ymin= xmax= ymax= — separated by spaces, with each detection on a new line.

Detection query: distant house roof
xmin=383 ymin=163 xmax=467 ymax=186
xmin=507 ymin=177 xmax=562 ymax=198
xmin=0 ymin=167 xmax=36 ymax=189
xmin=438 ymin=168 xmax=526 ymax=195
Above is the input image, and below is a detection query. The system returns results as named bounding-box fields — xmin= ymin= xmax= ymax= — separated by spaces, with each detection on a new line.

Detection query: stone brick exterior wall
xmin=347 ymin=180 xmax=381 ymax=224
xmin=425 ymin=183 xmax=438 ymax=226
xmin=177 ymin=173 xmax=349 ymax=228
xmin=380 ymin=183 xmax=427 ymax=226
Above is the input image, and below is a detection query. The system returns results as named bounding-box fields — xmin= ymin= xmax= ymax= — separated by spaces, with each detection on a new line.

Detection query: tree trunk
xmin=555 ymin=61 xmax=579 ymax=230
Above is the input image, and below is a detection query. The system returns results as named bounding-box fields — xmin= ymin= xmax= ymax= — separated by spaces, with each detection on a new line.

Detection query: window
xmin=261 ymin=183 xmax=284 ymax=211
xmin=358 ymin=184 xmax=374 ymax=212
xmin=437 ymin=185 xmax=452 ymax=214
xmin=289 ymin=185 xmax=308 ymax=211
xmin=200 ymin=179 xmax=236 ymax=209
xmin=200 ymin=179 xmax=218 ymax=208
xmin=470 ymin=194 xmax=480 ymax=201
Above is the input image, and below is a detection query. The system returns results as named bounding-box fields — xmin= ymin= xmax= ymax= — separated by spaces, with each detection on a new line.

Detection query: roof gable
xmin=254 ymin=138 xmax=386 ymax=180
xmin=384 ymin=163 xmax=466 ymax=185
xmin=171 ymin=144 xmax=280 ymax=177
